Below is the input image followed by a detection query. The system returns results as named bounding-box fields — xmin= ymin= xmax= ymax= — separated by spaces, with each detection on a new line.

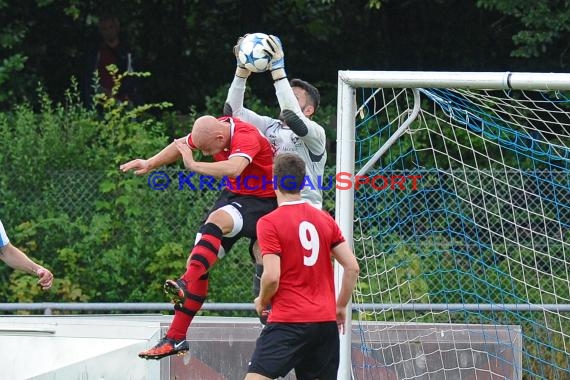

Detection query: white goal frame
xmin=334 ymin=70 xmax=570 ymax=379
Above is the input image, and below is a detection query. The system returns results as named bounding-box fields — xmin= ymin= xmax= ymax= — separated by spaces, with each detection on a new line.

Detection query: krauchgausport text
xmin=147 ymin=171 xmax=422 ymax=191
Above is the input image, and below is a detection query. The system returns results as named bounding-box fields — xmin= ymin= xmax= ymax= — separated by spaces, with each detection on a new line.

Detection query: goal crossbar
xmin=339 ymin=70 xmax=570 ymax=90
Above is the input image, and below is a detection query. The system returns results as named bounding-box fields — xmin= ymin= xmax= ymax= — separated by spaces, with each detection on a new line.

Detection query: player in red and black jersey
xmin=184 ymin=116 xmax=275 ymax=198
xmin=245 ymin=153 xmax=360 ymax=380
xmin=121 ymin=115 xmax=277 ymax=360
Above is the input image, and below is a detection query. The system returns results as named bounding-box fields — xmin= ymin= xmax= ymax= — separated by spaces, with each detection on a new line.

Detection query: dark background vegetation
xmin=2 ymin=0 xmax=569 ymax=115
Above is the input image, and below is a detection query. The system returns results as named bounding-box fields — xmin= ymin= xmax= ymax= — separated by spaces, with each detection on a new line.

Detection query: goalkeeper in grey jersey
xmin=224 ymin=34 xmax=327 ymax=312
xmin=224 ymin=35 xmax=326 ymax=209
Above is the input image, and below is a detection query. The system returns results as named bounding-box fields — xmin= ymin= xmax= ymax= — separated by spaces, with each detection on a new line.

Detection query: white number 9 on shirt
xmin=299 ymin=221 xmax=320 ymax=266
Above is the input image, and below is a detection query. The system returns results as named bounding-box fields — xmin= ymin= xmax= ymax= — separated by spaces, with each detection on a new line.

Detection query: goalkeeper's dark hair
xmin=274 ymin=153 xmax=306 ymax=194
xmin=290 ymin=78 xmax=320 ymax=113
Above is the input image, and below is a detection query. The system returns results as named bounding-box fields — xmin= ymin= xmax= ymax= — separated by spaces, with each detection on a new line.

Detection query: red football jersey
xmin=186 ymin=117 xmax=275 ymax=197
xmin=256 ymin=200 xmax=346 ymax=323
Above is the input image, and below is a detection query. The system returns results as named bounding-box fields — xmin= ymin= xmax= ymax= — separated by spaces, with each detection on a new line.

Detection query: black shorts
xmin=201 ymin=189 xmax=277 ymax=256
xmin=248 ymin=322 xmax=340 ymax=380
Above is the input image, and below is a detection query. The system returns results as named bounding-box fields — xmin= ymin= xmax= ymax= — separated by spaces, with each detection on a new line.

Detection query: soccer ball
xmin=238 ymin=33 xmax=272 ymax=73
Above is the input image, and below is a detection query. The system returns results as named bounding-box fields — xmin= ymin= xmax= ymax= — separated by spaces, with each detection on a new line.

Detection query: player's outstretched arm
xmin=119 ymin=158 xmax=152 ymax=175
xmin=120 ymin=138 xmax=186 ymax=175
xmin=224 ymin=75 xmax=279 ymax=135
xmin=276 ymin=80 xmax=324 ymax=135
xmin=0 ymin=243 xmax=54 ymax=290
xmin=225 ymin=48 xmax=278 ymax=134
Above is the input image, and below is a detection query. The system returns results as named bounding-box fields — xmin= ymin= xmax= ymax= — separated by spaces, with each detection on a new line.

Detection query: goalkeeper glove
xmin=233 ymin=34 xmax=251 ymax=79
xmin=267 ymin=35 xmax=286 ymax=81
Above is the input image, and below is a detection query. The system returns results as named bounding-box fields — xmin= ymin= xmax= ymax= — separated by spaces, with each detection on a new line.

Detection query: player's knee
xmin=205 ymin=209 xmax=233 ymax=235
xmin=207 ymin=205 xmax=243 ymax=238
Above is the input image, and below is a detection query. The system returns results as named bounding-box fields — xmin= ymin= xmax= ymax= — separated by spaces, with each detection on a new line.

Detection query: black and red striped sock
xmin=166 ymin=273 xmax=209 ymax=340
xmin=166 ymin=223 xmax=222 ymax=341
xmin=180 ymin=223 xmax=222 ymax=284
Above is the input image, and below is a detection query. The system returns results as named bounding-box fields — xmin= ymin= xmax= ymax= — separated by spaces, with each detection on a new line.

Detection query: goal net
xmin=336 ymin=71 xmax=570 ymax=380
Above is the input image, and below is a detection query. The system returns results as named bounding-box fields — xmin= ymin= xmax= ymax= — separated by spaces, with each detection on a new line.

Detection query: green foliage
xmin=477 ymin=0 xmax=570 ymax=58
xmin=92 ymin=64 xmax=171 ymax=126
xmin=0 ymin=54 xmax=27 ymax=103
xmin=364 ymin=0 xmax=382 ymax=9
xmin=3 ymin=0 xmax=563 ymax=113
xmin=355 ymin=240 xmax=430 ymax=322
xmin=0 ymin=74 xmax=180 ymax=304
xmin=0 ymin=1 xmax=35 ymax=106
xmin=0 ymin=72 xmax=337 ymax=308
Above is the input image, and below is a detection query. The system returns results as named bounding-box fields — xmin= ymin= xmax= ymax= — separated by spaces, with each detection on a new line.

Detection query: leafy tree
xmin=477 ymin=0 xmax=570 ymax=64
xmin=0 ymin=1 xmax=31 ymax=104
xmin=4 ymin=0 xmax=562 ymax=113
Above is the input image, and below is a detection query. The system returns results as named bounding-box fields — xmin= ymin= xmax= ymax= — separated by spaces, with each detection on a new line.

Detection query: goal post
xmin=335 ymin=74 xmax=356 ymax=380
xmin=336 ymin=71 xmax=570 ymax=379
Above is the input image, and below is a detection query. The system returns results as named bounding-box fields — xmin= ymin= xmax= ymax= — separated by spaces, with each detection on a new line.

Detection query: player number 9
xmin=299 ymin=221 xmax=319 ymax=267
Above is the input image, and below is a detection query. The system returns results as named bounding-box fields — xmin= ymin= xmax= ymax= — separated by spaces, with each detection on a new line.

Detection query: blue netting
xmin=351 ymin=87 xmax=570 ymax=379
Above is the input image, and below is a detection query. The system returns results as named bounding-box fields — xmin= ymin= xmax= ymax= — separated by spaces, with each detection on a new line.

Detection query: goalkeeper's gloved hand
xmin=233 ymin=34 xmax=251 ymax=79
xmin=266 ymin=35 xmax=286 ymax=81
